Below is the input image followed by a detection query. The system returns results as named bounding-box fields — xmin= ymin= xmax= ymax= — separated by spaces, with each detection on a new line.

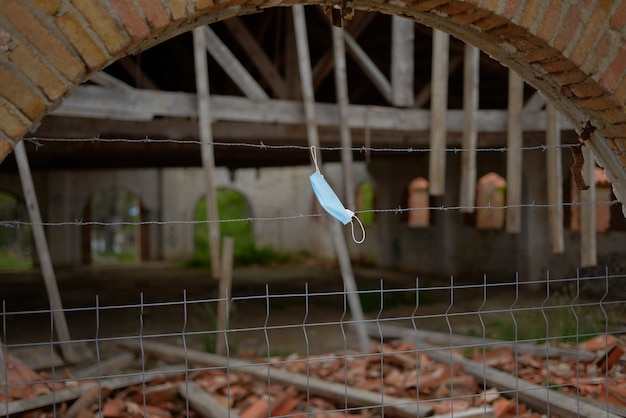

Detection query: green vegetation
xmin=0 ymin=192 xmax=32 ymax=270
xmin=193 ymin=302 xmax=238 ymax=355
xmin=0 ymin=250 xmax=32 ymax=270
xmin=356 ymin=289 xmax=415 ymax=313
xmin=91 ymin=250 xmax=138 ymax=265
xmin=189 ymin=189 xmax=292 ymax=268
xmin=484 ymin=292 xmax=623 ymax=343
xmin=357 ymin=182 xmax=375 ymax=226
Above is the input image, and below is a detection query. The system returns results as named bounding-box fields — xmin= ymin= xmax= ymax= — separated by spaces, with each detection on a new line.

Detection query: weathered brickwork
xmin=0 ymin=0 xmax=625 ymax=201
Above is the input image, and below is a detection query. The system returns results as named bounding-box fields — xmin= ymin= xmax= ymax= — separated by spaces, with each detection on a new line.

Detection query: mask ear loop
xmin=311 ymin=146 xmax=321 ymax=173
xmin=350 ymin=215 xmax=366 ymax=244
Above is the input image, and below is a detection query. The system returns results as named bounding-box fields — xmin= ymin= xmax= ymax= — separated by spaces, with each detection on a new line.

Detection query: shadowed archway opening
xmin=0 ymin=191 xmax=33 ymax=269
xmin=82 ymin=187 xmax=147 ymax=265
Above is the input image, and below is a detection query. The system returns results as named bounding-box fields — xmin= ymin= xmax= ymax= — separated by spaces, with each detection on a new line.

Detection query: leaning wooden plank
xmin=194 ymin=26 xmax=222 ymax=280
xmin=312 ymin=11 xmax=375 ymax=89
xmin=364 ymin=323 xmax=596 ymax=360
xmin=293 ymin=4 xmax=368 ymax=353
xmin=15 ymin=140 xmax=76 ymax=363
xmin=0 ymin=364 xmax=186 ymax=417
xmin=419 ymin=346 xmax=620 ymax=418
xmin=178 ymin=381 xmax=240 ymax=418
xmin=223 ymin=18 xmax=289 ymax=99
xmin=63 ymin=385 xmax=111 ymax=418
xmin=73 ymin=352 xmax=135 ymax=378
xmin=203 ymin=26 xmax=269 ymax=100
xmin=344 ymin=33 xmax=392 ymax=103
xmin=331 ymin=24 xmax=356 ymax=210
xmin=119 ymin=340 xmax=434 ymax=418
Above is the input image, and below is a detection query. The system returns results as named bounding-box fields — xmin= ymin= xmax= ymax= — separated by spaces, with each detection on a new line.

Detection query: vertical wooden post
xmin=332 ymin=25 xmax=355 ymax=210
xmin=459 ymin=44 xmax=479 ymax=212
xmin=391 ymin=16 xmax=414 ymax=107
xmin=285 ymin=10 xmax=302 ymax=101
xmin=506 ymin=70 xmax=523 ymax=233
xmin=429 ymin=29 xmax=449 ymax=196
xmin=580 ymin=145 xmax=597 ymax=267
xmin=292 ymin=6 xmax=320 ymax=153
xmin=193 ymin=27 xmax=221 ymax=280
xmin=545 ymin=102 xmax=564 ymax=254
xmin=216 ymin=236 xmax=234 ymax=356
xmin=292 ymin=5 xmax=369 ymax=353
xmin=14 ymin=141 xmax=77 ymax=362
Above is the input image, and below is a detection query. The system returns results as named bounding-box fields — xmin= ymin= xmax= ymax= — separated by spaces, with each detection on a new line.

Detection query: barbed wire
xmin=0 ymin=200 xmax=619 ymax=228
xmin=23 ymin=136 xmax=579 ymax=154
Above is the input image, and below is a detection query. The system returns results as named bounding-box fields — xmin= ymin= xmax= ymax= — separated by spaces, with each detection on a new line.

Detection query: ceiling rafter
xmin=222 ymin=17 xmax=290 ymax=99
xmin=203 ymin=26 xmax=269 ymax=100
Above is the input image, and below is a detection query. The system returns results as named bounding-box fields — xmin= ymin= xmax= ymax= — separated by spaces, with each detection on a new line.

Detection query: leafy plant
xmin=485 ymin=289 xmax=622 ymax=343
xmin=189 ymin=190 xmax=294 ymax=267
xmin=194 ymin=301 xmax=238 ymax=355
xmin=0 ymin=192 xmax=33 ymax=269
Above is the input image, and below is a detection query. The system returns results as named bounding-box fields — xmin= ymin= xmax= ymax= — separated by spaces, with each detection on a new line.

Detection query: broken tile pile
xmin=1 ymin=333 xmax=623 ymax=418
xmin=267 ymin=341 xmax=539 ymax=418
xmin=465 ymin=334 xmax=626 ymax=409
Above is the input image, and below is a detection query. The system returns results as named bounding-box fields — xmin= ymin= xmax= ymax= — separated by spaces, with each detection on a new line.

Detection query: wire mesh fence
xmin=1 ymin=136 xmax=626 ymax=417
xmin=1 ymin=272 xmax=625 ymax=417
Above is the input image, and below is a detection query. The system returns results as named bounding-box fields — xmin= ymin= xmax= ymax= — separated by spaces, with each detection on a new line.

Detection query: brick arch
xmin=1 ymin=0 xmax=626 ymax=204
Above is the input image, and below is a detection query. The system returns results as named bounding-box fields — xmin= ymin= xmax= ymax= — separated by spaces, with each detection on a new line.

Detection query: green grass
xmin=193 ymin=301 xmax=238 ymax=355
xmin=357 ymin=182 xmax=375 ymax=226
xmin=0 ymin=250 xmax=32 ymax=270
xmin=0 ymin=192 xmax=33 ymax=269
xmin=92 ymin=250 xmax=138 ymax=265
xmin=484 ymin=294 xmax=623 ymax=343
xmin=189 ymin=190 xmax=294 ymax=267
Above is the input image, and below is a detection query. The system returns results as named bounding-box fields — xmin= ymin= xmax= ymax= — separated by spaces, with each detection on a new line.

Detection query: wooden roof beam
xmin=203 ymin=26 xmax=269 ymax=100
xmin=53 ymin=85 xmax=576 ymax=132
xmin=312 ymin=9 xmax=375 ymax=90
xmin=222 ymin=18 xmax=290 ymax=99
xmin=89 ymin=71 xmax=133 ymax=91
xmin=344 ymin=31 xmax=392 ymax=103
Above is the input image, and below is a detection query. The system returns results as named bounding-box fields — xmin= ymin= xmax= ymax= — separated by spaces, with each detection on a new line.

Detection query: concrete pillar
xmin=518 ymin=143 xmax=550 ymax=282
xmin=161 ymin=169 xmax=195 ymax=261
xmin=437 ymin=152 xmax=462 ymax=278
xmin=367 ymin=158 xmax=398 ymax=269
xmin=46 ymin=171 xmax=81 ymax=266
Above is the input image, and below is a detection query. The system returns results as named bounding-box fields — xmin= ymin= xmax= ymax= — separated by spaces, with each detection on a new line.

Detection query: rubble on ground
xmin=1 ymin=332 xmax=624 ymax=418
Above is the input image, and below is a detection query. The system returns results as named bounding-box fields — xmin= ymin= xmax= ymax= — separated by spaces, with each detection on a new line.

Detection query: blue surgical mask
xmin=310 ymin=171 xmax=355 ymax=225
xmin=309 ymin=147 xmax=365 ymax=243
